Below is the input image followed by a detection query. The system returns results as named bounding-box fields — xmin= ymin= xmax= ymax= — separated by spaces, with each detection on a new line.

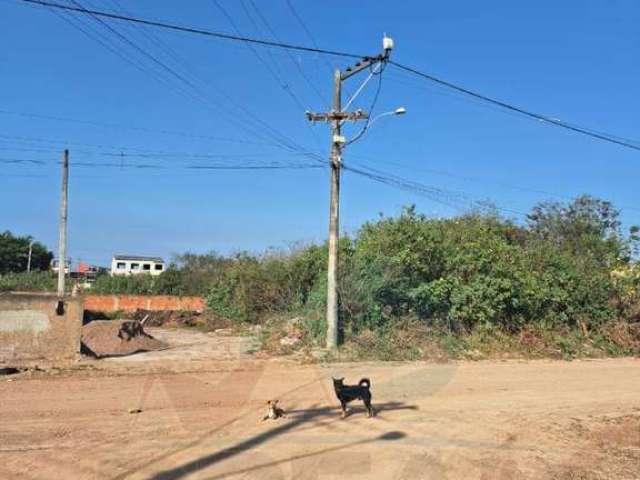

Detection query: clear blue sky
xmin=1 ymin=0 xmax=638 ymax=267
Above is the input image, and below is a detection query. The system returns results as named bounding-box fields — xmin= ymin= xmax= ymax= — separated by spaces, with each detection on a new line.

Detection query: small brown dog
xmin=262 ymin=400 xmax=286 ymax=421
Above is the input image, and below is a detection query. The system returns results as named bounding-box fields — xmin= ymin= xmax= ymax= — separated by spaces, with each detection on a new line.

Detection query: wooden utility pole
xmin=306 ymin=38 xmax=393 ymax=349
xmin=57 ymin=149 xmax=69 ymax=299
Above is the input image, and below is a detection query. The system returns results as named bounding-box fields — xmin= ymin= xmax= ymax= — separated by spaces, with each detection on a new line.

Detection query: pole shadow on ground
xmin=148 ymin=402 xmax=416 ymax=480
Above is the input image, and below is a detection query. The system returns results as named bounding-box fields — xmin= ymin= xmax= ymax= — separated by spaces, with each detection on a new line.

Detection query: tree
xmin=0 ymin=231 xmax=53 ymax=274
xmin=527 ymin=195 xmax=629 ymax=264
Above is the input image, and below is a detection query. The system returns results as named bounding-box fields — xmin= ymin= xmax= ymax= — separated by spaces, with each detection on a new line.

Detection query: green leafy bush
xmin=205 ymin=197 xmax=637 ymax=351
xmin=206 ymin=246 xmax=331 ymax=323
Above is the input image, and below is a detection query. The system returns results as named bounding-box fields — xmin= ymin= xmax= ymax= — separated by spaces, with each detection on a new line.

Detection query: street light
xmin=345 ymin=107 xmax=407 ymax=145
xmin=305 ymin=35 xmax=404 ymax=350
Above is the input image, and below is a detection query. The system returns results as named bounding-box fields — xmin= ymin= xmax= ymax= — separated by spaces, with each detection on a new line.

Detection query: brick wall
xmin=83 ymin=295 xmax=205 ymax=313
xmin=0 ymin=293 xmax=83 ymax=366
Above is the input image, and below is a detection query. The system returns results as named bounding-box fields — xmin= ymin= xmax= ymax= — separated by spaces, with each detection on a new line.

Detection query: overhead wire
xmin=389 ymin=61 xmax=640 ymax=152
xmin=209 ymin=0 xmax=325 ymax=152
xmin=0 ymin=156 xmax=324 ymax=171
xmin=0 ymin=133 xmax=306 ymax=160
xmin=284 ymin=0 xmax=334 ymax=73
xmin=54 ymin=0 xmax=326 ymax=166
xmin=19 ymin=0 xmax=639 ymax=153
xmin=246 ymin=0 xmax=329 ymax=108
xmin=11 ymin=0 xmax=640 ymax=220
xmin=20 ymin=0 xmax=364 ymax=58
xmin=210 ymin=0 xmax=307 ymax=114
xmin=342 ymin=161 xmax=528 ymax=217
xmin=0 ymin=109 xmax=264 ymax=145
xmin=387 ymin=68 xmax=640 ymax=148
xmin=348 ymin=152 xmax=640 ymax=215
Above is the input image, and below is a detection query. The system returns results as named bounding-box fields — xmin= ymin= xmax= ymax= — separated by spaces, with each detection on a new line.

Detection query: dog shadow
xmin=287 ymin=401 xmax=418 ymax=420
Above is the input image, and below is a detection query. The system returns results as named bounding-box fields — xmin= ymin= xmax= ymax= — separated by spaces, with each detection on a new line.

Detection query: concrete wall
xmin=83 ymin=295 xmax=205 ymax=313
xmin=0 ymin=293 xmax=82 ymax=366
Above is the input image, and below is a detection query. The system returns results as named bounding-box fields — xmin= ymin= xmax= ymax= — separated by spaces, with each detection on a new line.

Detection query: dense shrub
xmin=207 ymin=245 xmax=333 ymax=323
xmin=345 ymin=209 xmax=618 ymax=334
xmin=204 ymin=197 xmax=638 ymax=343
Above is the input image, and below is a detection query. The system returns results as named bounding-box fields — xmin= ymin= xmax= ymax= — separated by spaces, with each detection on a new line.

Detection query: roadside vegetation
xmin=202 ymin=195 xmax=640 ymax=360
xmin=2 ymin=195 xmax=639 ymax=360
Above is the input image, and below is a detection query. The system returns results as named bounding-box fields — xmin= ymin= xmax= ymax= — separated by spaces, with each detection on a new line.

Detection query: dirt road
xmin=1 ymin=329 xmax=639 ymax=479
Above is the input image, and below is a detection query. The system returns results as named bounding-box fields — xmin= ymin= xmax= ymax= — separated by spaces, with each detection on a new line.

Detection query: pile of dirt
xmin=81 ymin=320 xmax=168 ymax=358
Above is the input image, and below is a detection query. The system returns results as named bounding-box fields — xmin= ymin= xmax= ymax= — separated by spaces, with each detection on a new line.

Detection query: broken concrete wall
xmin=0 ymin=293 xmax=82 ymax=366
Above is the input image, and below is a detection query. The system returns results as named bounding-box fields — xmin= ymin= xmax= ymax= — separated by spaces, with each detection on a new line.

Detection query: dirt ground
xmin=1 ymin=328 xmax=639 ymax=480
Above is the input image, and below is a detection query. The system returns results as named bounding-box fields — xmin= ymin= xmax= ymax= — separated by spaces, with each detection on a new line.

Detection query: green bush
xmin=206 ymin=246 xmax=332 ymax=323
xmin=205 ymin=196 xmax=637 ymax=350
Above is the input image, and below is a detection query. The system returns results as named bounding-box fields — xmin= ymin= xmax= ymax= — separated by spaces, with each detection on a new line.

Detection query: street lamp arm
xmin=345 ymin=108 xmax=406 ymax=146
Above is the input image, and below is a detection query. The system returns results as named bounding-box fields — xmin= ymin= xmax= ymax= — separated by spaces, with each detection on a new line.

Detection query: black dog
xmin=332 ymin=377 xmax=374 ymax=418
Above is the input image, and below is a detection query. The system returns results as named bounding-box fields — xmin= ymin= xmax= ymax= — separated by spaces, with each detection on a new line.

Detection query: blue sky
xmin=1 ymin=0 xmax=639 ymax=267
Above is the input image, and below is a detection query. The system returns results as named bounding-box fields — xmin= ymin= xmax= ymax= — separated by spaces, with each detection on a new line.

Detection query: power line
xmin=0 ymin=133 xmax=310 ymax=160
xmin=0 ymin=109 xmax=265 ymax=145
xmin=210 ymin=0 xmax=310 ymax=114
xmin=20 ymin=0 xmax=363 ymax=59
xmin=284 ymin=0 xmax=333 ymax=71
xmin=389 ymin=61 xmax=640 ymax=153
xmin=387 ymin=68 xmax=640 ymax=147
xmin=210 ymin=0 xmax=325 ymax=153
xmin=349 ymin=152 xmax=640 ymax=214
xmin=1 ymin=156 xmax=324 ymax=170
xmin=19 ymin=0 xmax=638 ymax=154
xmin=246 ymin=0 xmax=329 ymax=107
xmin=0 ymin=158 xmax=47 ymax=165
xmin=100 ymin=0 xmax=199 ymax=77
xmin=66 ymin=0 xmax=224 ymax=110
xmin=53 ymin=1 xmax=325 ymax=165
xmin=46 ymin=3 xmax=186 ymax=99
xmin=343 ymin=161 xmax=528 ymax=217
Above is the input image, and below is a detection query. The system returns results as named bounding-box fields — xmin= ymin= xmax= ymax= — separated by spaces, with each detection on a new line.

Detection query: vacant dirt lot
xmin=1 ymin=328 xmax=639 ymax=479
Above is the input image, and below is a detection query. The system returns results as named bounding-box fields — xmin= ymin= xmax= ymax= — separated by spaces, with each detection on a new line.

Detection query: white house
xmin=110 ymin=255 xmax=165 ymax=276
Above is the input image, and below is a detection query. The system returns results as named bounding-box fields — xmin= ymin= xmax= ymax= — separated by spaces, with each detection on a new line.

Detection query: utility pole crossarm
xmin=305 ymin=110 xmax=369 ymax=122
xmin=340 ymin=54 xmax=386 ymax=81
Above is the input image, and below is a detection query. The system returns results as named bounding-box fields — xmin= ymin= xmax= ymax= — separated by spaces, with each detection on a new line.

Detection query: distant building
xmin=50 ymin=258 xmax=70 ymax=274
xmin=70 ymin=262 xmax=107 ymax=289
xmin=110 ymin=255 xmax=165 ymax=276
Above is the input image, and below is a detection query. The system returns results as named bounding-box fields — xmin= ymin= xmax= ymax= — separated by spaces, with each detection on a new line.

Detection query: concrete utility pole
xmin=326 ymin=69 xmax=342 ymax=349
xmin=307 ymin=36 xmax=395 ymax=349
xmin=27 ymin=240 xmax=33 ymax=273
xmin=57 ymin=149 xmax=69 ymax=299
